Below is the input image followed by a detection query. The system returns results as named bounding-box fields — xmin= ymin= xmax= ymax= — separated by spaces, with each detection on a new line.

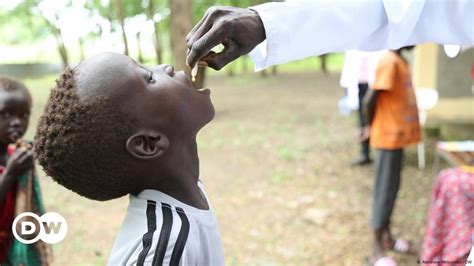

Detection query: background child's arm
xmin=360 ymin=90 xmax=379 ymax=142
xmin=0 ymin=148 xmax=34 ymax=205
xmin=362 ymin=89 xmax=379 ymax=127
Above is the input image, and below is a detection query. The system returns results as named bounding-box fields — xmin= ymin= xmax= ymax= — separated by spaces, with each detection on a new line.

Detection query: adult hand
xmin=4 ymin=148 xmax=34 ymax=179
xmin=186 ymin=6 xmax=266 ymax=70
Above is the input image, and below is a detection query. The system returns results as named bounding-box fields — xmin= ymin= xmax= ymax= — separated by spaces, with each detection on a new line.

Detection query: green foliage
xmin=192 ymin=0 xmax=254 ymax=23
xmin=0 ymin=1 xmax=50 ymax=45
xmin=1 ymin=0 xmax=343 ymax=73
xmin=83 ymin=0 xmax=148 ymax=31
xmin=0 ymin=14 xmax=48 ymax=45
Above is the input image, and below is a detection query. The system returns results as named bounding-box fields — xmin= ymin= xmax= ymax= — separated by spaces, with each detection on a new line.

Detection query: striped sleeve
xmin=135 ymin=201 xmax=191 ymax=266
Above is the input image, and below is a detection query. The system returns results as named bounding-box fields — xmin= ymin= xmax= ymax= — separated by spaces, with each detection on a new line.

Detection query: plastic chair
xmin=415 ymin=88 xmax=439 ymax=169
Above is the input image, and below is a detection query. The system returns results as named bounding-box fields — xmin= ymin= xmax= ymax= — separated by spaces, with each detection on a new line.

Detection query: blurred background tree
xmin=4 ymin=0 xmax=73 ymax=68
xmin=0 ymin=0 xmax=338 ymax=84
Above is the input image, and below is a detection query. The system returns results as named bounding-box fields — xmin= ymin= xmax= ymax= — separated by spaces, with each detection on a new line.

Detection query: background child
xmin=0 ymin=76 xmax=51 ymax=265
xmin=34 ymin=52 xmax=224 ymax=265
xmin=362 ymin=46 xmax=420 ymax=266
xmin=339 ymin=50 xmax=384 ymax=166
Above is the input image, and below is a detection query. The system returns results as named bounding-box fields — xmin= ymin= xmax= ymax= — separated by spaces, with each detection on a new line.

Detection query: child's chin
xmin=204 ymin=105 xmax=215 ymax=123
xmin=197 ymin=111 xmax=215 ymax=130
xmin=8 ymin=136 xmax=20 ymax=144
xmin=8 ymin=132 xmax=26 ymax=144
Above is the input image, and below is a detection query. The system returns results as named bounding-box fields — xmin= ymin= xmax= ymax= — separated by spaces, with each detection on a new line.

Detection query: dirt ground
xmin=31 ymin=72 xmax=438 ymax=265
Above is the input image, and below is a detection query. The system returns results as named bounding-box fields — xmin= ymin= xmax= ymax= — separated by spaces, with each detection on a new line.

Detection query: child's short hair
xmin=0 ymin=76 xmax=32 ymax=101
xmin=34 ymin=68 xmax=139 ymax=201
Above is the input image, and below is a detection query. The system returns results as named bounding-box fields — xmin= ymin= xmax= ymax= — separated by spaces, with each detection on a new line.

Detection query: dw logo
xmin=12 ymin=212 xmax=68 ymax=244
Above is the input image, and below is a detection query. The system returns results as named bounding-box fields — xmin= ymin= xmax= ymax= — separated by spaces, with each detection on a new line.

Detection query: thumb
xmin=201 ymin=39 xmax=241 ymax=70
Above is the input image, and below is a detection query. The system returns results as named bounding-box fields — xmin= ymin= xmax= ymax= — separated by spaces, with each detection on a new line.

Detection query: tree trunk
xmin=56 ymin=31 xmax=69 ymax=68
xmin=115 ymin=0 xmax=129 ymax=55
xmin=228 ymin=64 xmax=235 ymax=77
xmin=195 ymin=66 xmax=206 ymax=88
xmin=320 ymin=54 xmax=328 ymax=74
xmin=136 ymin=32 xmax=144 ymax=63
xmin=45 ymin=17 xmax=69 ymax=68
xmin=271 ymin=65 xmax=277 ymax=75
xmin=241 ymin=56 xmax=249 ymax=73
xmin=147 ymin=0 xmax=163 ymax=64
xmin=78 ymin=37 xmax=85 ymax=61
xmin=170 ymin=0 xmax=197 ymax=82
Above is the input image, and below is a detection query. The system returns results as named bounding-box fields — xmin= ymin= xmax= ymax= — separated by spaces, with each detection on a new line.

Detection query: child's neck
xmin=393 ymin=49 xmax=406 ymax=62
xmin=148 ymin=136 xmax=209 ymax=210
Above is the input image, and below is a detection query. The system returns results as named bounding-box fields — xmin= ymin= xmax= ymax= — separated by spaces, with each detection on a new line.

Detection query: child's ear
xmin=125 ymin=130 xmax=169 ymax=160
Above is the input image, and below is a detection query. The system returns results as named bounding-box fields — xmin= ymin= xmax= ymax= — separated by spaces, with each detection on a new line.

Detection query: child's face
xmin=0 ymin=90 xmax=31 ymax=145
xmin=76 ymin=52 xmax=214 ymax=136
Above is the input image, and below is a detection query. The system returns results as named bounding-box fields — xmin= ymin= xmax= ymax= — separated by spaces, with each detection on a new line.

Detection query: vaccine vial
xmin=191 ymin=65 xmax=198 ymax=82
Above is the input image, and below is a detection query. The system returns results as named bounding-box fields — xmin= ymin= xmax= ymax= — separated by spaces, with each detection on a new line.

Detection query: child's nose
xmin=150 ymin=64 xmax=174 ymax=76
xmin=9 ymin=116 xmax=22 ymax=127
xmin=155 ymin=64 xmax=174 ymax=76
xmin=161 ymin=64 xmax=174 ymax=76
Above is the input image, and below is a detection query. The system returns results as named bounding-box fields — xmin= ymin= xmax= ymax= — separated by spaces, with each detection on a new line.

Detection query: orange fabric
xmin=370 ymin=51 xmax=421 ymax=149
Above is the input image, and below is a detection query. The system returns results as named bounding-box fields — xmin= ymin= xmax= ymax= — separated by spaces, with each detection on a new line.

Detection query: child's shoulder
xmin=377 ymin=52 xmax=401 ymax=70
xmin=379 ymin=51 xmax=397 ymax=62
xmin=129 ymin=189 xmax=216 ymax=224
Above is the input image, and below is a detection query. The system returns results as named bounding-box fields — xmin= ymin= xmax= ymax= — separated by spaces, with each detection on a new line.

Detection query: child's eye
xmin=148 ymin=71 xmax=156 ymax=83
xmin=1 ymin=112 xmax=10 ymax=118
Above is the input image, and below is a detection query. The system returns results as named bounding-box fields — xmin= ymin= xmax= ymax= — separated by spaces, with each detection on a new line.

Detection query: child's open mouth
xmin=189 ymin=77 xmax=211 ymax=95
xmin=177 ymin=69 xmax=211 ymax=95
xmin=197 ymin=88 xmax=211 ymax=95
xmin=8 ymin=130 xmax=22 ymax=142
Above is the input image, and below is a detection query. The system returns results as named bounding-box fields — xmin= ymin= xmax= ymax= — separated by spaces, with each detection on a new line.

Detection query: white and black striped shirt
xmin=108 ymin=182 xmax=224 ymax=265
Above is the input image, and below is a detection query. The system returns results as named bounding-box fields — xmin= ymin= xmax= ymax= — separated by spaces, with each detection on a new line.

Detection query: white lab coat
xmin=249 ymin=0 xmax=473 ymax=70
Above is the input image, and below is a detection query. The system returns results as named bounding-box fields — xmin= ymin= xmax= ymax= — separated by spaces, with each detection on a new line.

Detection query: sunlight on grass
xmin=276 ymin=146 xmax=294 ymax=161
xmin=271 ymin=172 xmax=290 ymax=183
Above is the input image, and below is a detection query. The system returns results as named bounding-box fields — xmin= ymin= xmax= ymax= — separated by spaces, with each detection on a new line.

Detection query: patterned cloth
xmin=0 ymin=165 xmax=17 ymax=261
xmin=421 ymin=167 xmax=474 ymax=264
xmin=0 ymin=145 xmax=52 ymax=265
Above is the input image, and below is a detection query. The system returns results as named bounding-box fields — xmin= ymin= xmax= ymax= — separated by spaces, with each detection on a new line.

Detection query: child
xmin=340 ymin=50 xmax=384 ymax=166
xmin=362 ymin=46 xmax=420 ymax=265
xmin=34 ymin=52 xmax=224 ymax=265
xmin=0 ymin=76 xmax=52 ymax=265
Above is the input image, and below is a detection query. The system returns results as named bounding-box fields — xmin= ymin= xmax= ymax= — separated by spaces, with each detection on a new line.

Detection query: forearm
xmin=250 ymin=0 xmax=386 ymax=70
xmin=363 ymin=104 xmax=375 ymax=127
xmin=362 ymin=90 xmax=378 ymax=126
xmin=362 ymin=105 xmax=371 ymax=127
xmin=249 ymin=0 xmax=472 ymax=70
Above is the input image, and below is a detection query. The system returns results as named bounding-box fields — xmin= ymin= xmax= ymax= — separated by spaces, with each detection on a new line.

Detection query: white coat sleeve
xmin=249 ymin=0 xmax=473 ymax=71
